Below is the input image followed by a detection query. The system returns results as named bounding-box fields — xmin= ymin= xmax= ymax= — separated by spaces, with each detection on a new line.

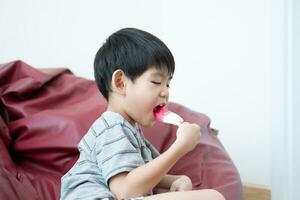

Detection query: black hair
xmin=94 ymin=27 xmax=175 ymax=100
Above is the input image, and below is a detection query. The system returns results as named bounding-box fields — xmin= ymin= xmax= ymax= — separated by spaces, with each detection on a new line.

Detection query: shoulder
xmin=88 ymin=111 xmax=140 ymax=147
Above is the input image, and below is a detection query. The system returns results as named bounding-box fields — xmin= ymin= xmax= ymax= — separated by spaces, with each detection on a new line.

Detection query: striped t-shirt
xmin=60 ymin=111 xmax=160 ymax=200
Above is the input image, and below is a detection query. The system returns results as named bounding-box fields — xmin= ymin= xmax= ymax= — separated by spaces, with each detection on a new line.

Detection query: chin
xmin=141 ymin=120 xmax=155 ymax=127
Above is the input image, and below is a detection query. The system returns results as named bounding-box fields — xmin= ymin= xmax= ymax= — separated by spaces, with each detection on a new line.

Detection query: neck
xmin=106 ymin=100 xmax=136 ymax=126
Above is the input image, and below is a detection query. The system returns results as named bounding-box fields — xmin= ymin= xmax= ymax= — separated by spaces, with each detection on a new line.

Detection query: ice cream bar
xmin=154 ymin=107 xmax=183 ymax=126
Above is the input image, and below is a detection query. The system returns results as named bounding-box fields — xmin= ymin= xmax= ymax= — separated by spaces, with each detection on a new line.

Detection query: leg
xmin=144 ymin=189 xmax=225 ymax=200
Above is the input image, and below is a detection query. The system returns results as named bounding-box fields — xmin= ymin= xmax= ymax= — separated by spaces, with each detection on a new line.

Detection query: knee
xmin=210 ymin=189 xmax=225 ymax=200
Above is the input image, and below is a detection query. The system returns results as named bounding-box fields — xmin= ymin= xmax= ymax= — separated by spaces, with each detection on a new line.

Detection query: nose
xmin=160 ymin=86 xmax=169 ymax=99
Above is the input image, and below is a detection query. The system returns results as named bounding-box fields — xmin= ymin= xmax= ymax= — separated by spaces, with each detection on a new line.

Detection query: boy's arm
xmin=109 ymin=141 xmax=185 ymax=198
xmin=108 ymin=122 xmax=200 ymax=199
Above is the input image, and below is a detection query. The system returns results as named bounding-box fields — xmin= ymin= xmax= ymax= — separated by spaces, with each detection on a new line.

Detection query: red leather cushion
xmin=0 ymin=60 xmax=242 ymax=200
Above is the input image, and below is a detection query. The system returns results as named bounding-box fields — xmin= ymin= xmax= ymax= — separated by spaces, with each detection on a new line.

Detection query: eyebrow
xmin=150 ymin=71 xmax=172 ymax=80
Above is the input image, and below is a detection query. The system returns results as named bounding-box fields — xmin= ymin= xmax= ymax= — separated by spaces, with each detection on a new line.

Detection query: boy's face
xmin=123 ymin=67 xmax=171 ymax=127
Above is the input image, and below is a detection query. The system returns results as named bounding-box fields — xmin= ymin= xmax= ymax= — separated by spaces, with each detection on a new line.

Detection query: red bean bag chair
xmin=0 ymin=60 xmax=242 ymax=200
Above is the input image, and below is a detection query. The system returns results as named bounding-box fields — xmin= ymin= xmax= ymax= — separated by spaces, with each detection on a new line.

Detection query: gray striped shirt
xmin=60 ymin=111 xmax=160 ymax=200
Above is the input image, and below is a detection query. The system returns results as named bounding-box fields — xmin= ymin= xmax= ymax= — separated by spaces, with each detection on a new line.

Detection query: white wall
xmin=270 ymin=0 xmax=299 ymax=199
xmin=0 ymin=0 xmax=164 ymax=78
xmin=162 ymin=0 xmax=271 ymax=186
xmin=292 ymin=0 xmax=300 ymax=198
xmin=1 ymin=0 xmax=297 ymax=191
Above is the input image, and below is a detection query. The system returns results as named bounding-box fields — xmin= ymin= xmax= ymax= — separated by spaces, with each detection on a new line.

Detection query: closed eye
xmin=151 ymin=81 xmax=170 ymax=88
xmin=151 ymin=81 xmax=161 ymax=85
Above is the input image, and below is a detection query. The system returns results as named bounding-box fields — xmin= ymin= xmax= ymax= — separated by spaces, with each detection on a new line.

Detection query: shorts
xmin=121 ymin=197 xmax=145 ymax=200
xmin=102 ymin=197 xmax=144 ymax=200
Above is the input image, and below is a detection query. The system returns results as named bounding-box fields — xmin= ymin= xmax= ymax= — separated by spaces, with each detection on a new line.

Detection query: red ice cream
xmin=154 ymin=107 xmax=183 ymax=126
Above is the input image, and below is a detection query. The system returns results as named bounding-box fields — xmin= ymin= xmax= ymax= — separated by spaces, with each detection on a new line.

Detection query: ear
xmin=111 ymin=69 xmax=126 ymax=95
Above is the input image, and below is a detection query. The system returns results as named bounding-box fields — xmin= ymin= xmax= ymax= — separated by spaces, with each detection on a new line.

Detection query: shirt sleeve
xmin=96 ymin=123 xmax=145 ymax=185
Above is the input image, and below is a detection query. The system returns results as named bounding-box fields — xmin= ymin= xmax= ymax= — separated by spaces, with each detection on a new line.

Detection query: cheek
xmin=129 ymin=91 xmax=157 ymax=111
xmin=126 ymin=83 xmax=159 ymax=110
xmin=134 ymin=94 xmax=155 ymax=108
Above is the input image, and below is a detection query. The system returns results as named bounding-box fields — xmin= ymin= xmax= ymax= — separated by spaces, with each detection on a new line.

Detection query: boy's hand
xmin=169 ymin=175 xmax=193 ymax=192
xmin=174 ymin=122 xmax=201 ymax=155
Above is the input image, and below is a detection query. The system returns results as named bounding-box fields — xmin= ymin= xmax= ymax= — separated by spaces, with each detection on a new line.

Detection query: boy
xmin=61 ymin=28 xmax=225 ymax=200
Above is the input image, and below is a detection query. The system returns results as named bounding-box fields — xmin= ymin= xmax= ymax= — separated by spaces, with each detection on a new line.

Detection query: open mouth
xmin=153 ymin=103 xmax=166 ymax=114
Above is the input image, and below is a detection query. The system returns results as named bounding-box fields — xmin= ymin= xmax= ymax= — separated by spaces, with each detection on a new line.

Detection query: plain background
xmin=0 ymin=0 xmax=298 ymax=199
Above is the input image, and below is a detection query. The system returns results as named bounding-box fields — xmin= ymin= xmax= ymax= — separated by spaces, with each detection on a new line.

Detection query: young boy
xmin=60 ymin=28 xmax=225 ymax=200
